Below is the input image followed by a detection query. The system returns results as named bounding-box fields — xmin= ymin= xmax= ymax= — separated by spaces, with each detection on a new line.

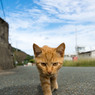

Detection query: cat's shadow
xmin=36 ymin=84 xmax=43 ymax=95
xmin=36 ymin=84 xmax=58 ymax=95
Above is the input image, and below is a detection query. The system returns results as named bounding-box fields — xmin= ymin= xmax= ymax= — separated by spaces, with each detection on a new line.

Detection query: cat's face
xmin=33 ymin=43 xmax=65 ymax=76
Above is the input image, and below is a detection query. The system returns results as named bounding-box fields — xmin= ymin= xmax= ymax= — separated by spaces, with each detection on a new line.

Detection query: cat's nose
xmin=48 ymin=71 xmax=52 ymax=74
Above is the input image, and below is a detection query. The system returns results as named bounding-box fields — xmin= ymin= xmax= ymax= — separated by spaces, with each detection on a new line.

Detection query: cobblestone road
xmin=0 ymin=66 xmax=95 ymax=95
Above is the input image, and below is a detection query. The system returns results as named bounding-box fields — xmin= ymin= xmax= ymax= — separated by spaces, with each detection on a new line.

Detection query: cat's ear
xmin=33 ymin=43 xmax=42 ymax=57
xmin=56 ymin=43 xmax=65 ymax=57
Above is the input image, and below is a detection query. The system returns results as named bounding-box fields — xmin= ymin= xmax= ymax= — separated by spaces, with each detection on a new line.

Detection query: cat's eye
xmin=41 ymin=63 xmax=46 ymax=66
xmin=53 ymin=62 xmax=58 ymax=66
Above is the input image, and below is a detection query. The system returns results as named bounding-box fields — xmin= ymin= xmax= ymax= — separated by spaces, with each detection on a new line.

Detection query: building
xmin=78 ymin=50 xmax=95 ymax=59
xmin=0 ymin=18 xmax=15 ymax=70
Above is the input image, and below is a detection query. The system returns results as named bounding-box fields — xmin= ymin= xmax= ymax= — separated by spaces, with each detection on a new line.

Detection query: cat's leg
xmin=40 ymin=75 xmax=52 ymax=95
xmin=50 ymin=75 xmax=58 ymax=92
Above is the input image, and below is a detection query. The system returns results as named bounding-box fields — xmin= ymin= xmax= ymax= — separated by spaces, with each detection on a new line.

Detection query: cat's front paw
xmin=55 ymin=83 xmax=58 ymax=90
xmin=51 ymin=83 xmax=58 ymax=92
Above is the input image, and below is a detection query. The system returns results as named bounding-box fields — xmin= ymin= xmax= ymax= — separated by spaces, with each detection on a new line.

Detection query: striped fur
xmin=33 ymin=43 xmax=65 ymax=95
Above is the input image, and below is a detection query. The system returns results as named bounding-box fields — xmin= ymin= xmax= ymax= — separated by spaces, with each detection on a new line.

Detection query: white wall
xmin=78 ymin=53 xmax=91 ymax=59
xmin=91 ymin=51 xmax=95 ymax=58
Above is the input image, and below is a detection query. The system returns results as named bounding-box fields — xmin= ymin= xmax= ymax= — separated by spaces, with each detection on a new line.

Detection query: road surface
xmin=0 ymin=66 xmax=95 ymax=95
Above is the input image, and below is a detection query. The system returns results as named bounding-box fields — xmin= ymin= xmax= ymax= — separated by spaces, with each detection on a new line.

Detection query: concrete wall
xmin=0 ymin=18 xmax=14 ymax=70
xmin=0 ymin=18 xmax=8 ymax=43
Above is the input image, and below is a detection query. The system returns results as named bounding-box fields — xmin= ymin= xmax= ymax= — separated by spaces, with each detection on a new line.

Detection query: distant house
xmin=78 ymin=50 xmax=95 ymax=59
xmin=64 ymin=54 xmax=76 ymax=60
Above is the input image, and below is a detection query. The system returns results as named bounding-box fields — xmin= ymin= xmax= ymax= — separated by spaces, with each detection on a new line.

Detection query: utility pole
xmin=14 ymin=41 xmax=18 ymax=65
xmin=75 ymin=27 xmax=78 ymax=56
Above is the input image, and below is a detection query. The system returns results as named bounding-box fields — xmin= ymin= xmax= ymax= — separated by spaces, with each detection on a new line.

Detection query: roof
xmin=79 ymin=50 xmax=95 ymax=54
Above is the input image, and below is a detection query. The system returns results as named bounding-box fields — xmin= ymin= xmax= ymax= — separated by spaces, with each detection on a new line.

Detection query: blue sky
xmin=0 ymin=0 xmax=95 ymax=55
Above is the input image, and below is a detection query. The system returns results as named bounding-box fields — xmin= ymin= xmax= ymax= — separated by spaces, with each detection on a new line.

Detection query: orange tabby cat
xmin=33 ymin=43 xmax=65 ymax=95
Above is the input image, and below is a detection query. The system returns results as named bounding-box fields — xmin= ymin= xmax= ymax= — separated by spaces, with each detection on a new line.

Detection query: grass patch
xmin=16 ymin=63 xmax=24 ymax=66
xmin=63 ymin=59 xmax=95 ymax=67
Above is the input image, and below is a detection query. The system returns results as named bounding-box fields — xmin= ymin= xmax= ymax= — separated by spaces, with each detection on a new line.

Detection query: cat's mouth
xmin=46 ymin=73 xmax=54 ymax=77
xmin=41 ymin=71 xmax=55 ymax=77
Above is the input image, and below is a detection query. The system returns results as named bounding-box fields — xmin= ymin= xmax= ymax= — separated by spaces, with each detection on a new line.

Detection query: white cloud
xmin=35 ymin=0 xmax=95 ymax=23
xmin=5 ymin=0 xmax=95 ymax=55
xmin=8 ymin=22 xmax=95 ymax=55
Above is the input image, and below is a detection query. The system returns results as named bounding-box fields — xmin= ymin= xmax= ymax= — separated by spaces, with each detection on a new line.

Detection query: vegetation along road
xmin=0 ymin=66 xmax=95 ymax=95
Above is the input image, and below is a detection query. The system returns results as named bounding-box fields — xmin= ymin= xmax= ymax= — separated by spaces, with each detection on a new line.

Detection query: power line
xmin=0 ymin=0 xmax=6 ymax=19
